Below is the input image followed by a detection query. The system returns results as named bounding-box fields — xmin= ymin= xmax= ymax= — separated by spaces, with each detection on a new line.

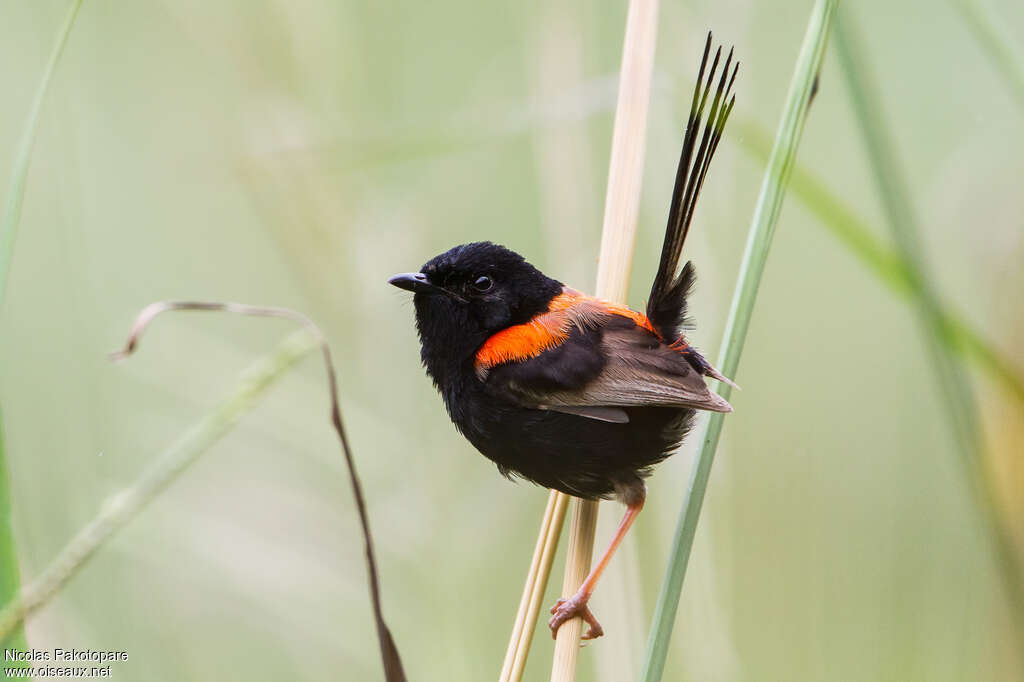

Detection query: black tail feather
xmin=647 ymin=32 xmax=738 ymax=341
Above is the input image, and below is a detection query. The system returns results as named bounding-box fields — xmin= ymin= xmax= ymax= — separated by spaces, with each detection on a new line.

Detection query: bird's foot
xmin=548 ymin=592 xmax=604 ymax=640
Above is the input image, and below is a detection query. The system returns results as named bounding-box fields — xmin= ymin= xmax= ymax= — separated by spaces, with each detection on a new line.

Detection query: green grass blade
xmin=954 ymin=0 xmax=1024 ymax=109
xmin=0 ymin=0 xmax=83 ymax=303
xmin=640 ymin=2 xmax=838 ymax=679
xmin=834 ymin=5 xmax=1024 ymax=650
xmin=734 ymin=119 xmax=1024 ymax=405
xmin=946 ymin=317 xmax=1024 ymax=405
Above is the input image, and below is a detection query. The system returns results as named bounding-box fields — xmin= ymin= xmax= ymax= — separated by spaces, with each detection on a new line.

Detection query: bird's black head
xmin=389 ymin=242 xmax=562 ymax=386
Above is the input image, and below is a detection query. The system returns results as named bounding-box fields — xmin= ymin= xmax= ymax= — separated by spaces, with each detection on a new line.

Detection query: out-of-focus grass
xmin=1 ymin=1 xmax=1022 ymax=680
xmin=0 ymin=0 xmax=81 ymax=302
xmin=0 ymin=325 xmax=321 ymax=641
xmin=835 ymin=3 xmax=1024 ymax=649
xmin=0 ymin=411 xmax=27 ymax=656
xmin=735 ymin=118 xmax=1024 ymax=405
xmin=955 ymin=0 xmax=1024 ymax=108
xmin=0 ymin=0 xmax=83 ymax=660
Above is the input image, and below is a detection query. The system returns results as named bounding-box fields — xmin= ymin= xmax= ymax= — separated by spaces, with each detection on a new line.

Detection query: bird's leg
xmin=548 ymin=488 xmax=645 ymax=640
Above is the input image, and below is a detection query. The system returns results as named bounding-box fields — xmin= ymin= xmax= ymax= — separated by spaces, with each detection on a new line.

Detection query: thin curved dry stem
xmin=110 ymin=301 xmax=324 ymax=360
xmin=110 ymin=301 xmax=407 ymax=682
xmin=1 ymin=302 xmax=406 ymax=682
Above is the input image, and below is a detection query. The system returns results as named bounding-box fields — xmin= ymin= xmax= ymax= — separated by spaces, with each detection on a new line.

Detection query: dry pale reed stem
xmin=592 ymin=0 xmax=659 ymax=302
xmin=506 ymin=492 xmax=571 ymax=681
xmin=550 ymin=498 xmax=600 ymax=680
xmin=501 ymin=490 xmax=563 ymax=681
xmin=550 ymin=0 xmax=659 ymax=680
xmin=500 ymin=493 xmax=556 ymax=679
xmin=501 ymin=6 xmax=594 ymax=678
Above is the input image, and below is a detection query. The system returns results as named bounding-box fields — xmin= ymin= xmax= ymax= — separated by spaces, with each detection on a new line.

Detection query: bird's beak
xmin=388 ymin=272 xmax=445 ymax=295
xmin=388 ymin=272 xmax=467 ymax=302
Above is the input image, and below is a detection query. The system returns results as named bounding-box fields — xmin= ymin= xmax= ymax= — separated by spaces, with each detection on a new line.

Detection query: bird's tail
xmin=646 ymin=33 xmax=737 ymax=342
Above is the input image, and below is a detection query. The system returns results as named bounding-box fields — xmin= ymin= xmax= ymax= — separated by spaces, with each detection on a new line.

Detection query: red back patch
xmin=474 ymin=288 xmax=660 ymax=372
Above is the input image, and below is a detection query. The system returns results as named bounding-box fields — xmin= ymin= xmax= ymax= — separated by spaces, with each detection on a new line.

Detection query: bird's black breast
xmin=443 ymin=377 xmax=693 ymax=500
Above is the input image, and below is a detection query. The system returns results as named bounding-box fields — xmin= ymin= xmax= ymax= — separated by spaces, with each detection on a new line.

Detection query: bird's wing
xmin=479 ymin=313 xmax=731 ymax=423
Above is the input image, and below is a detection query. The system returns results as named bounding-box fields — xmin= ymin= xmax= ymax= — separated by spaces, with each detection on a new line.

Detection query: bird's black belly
xmin=447 ymin=382 xmax=694 ymax=499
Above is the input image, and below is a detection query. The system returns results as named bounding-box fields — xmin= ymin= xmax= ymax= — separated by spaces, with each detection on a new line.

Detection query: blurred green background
xmin=2 ymin=0 xmax=1023 ymax=680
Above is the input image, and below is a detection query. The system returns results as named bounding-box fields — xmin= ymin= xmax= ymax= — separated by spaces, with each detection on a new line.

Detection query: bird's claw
xmin=548 ymin=594 xmax=604 ymax=640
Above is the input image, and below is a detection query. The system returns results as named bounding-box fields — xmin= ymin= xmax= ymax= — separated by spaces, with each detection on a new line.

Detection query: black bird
xmin=389 ymin=34 xmax=737 ymax=639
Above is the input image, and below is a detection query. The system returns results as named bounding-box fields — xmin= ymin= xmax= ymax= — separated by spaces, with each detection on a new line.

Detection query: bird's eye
xmin=473 ymin=275 xmax=493 ymax=292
